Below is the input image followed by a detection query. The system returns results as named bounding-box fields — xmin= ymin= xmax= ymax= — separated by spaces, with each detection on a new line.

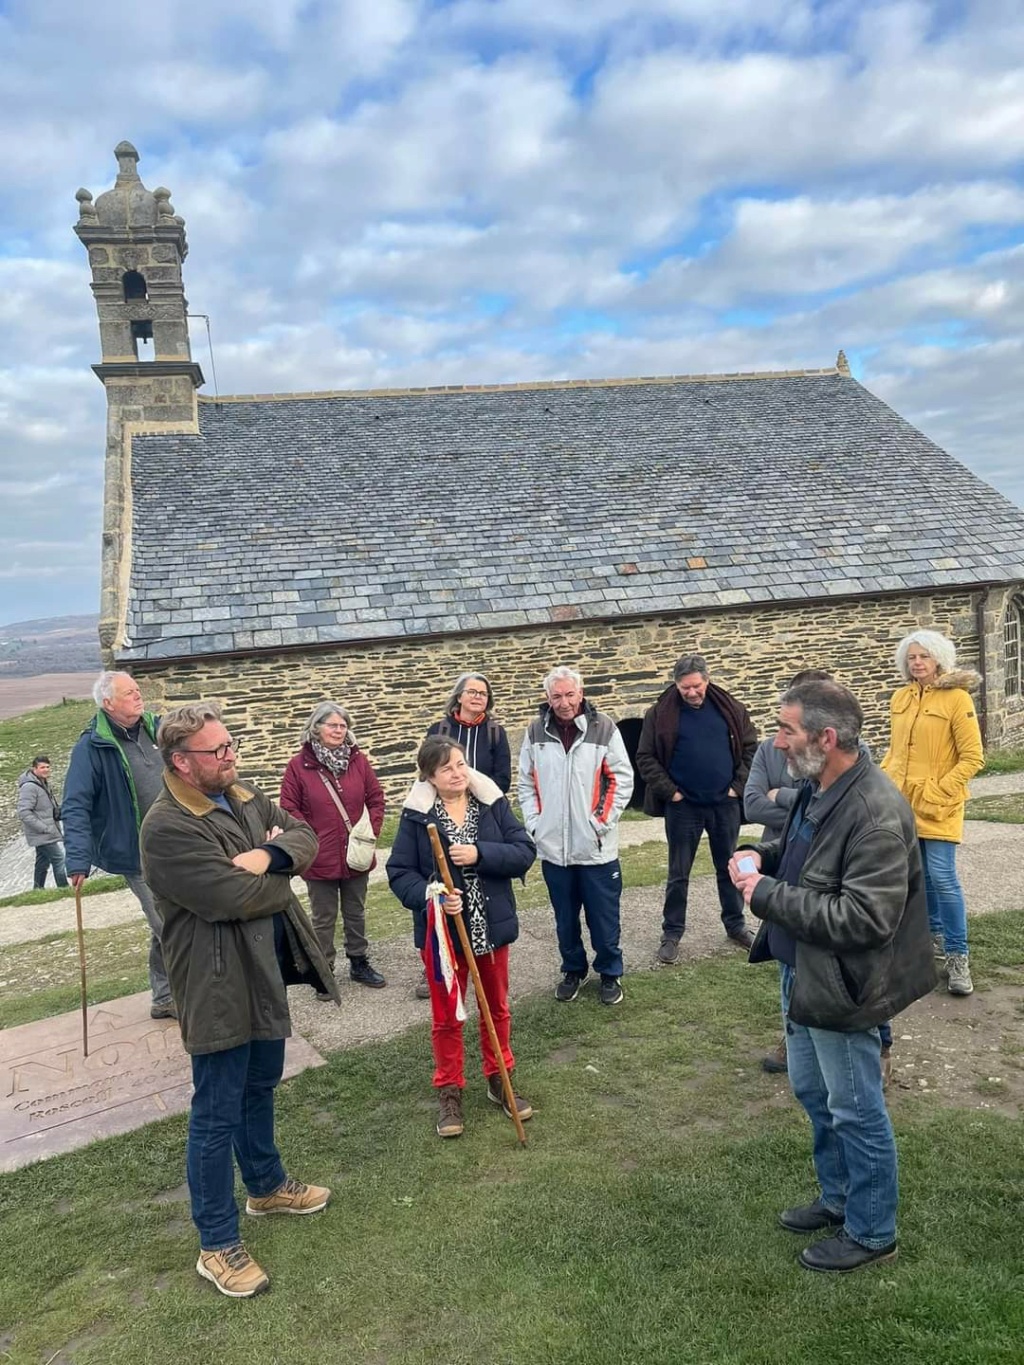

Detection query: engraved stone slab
xmin=0 ymin=992 xmax=326 ymax=1172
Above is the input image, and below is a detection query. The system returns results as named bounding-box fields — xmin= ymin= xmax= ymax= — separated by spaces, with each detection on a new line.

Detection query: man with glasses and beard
xmin=729 ymin=679 xmax=936 ymax=1274
xmin=141 ymin=703 xmax=338 ymax=1299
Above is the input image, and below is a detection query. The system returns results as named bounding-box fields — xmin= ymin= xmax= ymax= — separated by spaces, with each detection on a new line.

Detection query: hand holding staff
xmin=426 ymin=823 xmax=527 ymax=1147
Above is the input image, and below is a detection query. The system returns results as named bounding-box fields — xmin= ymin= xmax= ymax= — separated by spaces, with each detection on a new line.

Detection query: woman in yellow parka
xmin=881 ymin=630 xmax=983 ymax=996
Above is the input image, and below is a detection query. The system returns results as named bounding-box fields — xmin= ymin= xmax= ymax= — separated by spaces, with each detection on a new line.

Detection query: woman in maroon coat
xmin=280 ymin=702 xmax=387 ymax=993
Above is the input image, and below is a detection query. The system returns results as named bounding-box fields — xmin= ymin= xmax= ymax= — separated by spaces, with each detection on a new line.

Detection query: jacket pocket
xmin=213 ymin=923 xmax=225 ymax=981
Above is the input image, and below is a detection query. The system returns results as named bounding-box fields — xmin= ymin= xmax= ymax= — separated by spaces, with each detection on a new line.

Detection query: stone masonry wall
xmin=130 ymin=587 xmax=997 ymax=805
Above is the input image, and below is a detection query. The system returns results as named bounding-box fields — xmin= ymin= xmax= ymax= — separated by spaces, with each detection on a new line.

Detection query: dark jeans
xmin=188 ymin=1039 xmax=288 ymax=1251
xmin=663 ymin=798 xmax=745 ymax=937
xmin=33 ymin=841 xmax=68 ymax=889
xmin=542 ymin=860 xmax=623 ymax=978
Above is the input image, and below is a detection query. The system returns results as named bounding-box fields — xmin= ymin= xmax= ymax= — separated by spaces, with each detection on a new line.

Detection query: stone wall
xmin=129 ymin=586 xmax=1006 ymax=804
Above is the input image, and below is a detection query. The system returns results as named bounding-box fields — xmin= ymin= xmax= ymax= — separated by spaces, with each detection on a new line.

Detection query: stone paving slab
xmin=0 ymin=992 xmax=325 ymax=1172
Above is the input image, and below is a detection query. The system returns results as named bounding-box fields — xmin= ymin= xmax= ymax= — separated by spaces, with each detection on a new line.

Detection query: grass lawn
xmin=979 ymin=747 xmax=1024 ymax=776
xmin=0 ymin=875 xmax=126 ymax=910
xmin=965 ymin=793 xmax=1024 ymax=824
xmin=1 ymin=914 xmax=1022 ymax=1364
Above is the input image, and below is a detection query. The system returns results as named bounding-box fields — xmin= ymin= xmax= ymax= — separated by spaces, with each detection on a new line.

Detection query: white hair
xmin=894 ymin=630 xmax=958 ymax=680
xmin=543 ymin=665 xmax=583 ymax=696
xmin=92 ymin=670 xmax=134 ymax=707
xmin=301 ymin=701 xmax=356 ymax=746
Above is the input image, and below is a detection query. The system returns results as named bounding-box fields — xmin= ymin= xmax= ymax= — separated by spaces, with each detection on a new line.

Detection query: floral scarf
xmin=312 ymin=738 xmax=353 ymax=775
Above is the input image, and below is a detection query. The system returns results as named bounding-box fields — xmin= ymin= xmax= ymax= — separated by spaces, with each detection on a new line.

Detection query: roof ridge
xmin=197 ymin=365 xmax=845 ymax=405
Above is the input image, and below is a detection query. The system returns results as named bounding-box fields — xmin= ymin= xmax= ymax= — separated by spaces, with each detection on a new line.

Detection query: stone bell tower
xmin=75 ymin=141 xmax=204 ymax=660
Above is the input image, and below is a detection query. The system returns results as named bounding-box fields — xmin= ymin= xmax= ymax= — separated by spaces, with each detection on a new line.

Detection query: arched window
xmin=122 ymin=270 xmax=148 ymax=301
xmin=1005 ymin=597 xmax=1024 ymax=698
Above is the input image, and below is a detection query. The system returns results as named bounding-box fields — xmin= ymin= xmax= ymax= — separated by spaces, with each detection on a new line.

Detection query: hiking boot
xmin=555 ymin=971 xmax=588 ymax=1002
xmin=727 ymin=926 xmax=755 ymax=950
xmin=599 ymin=975 xmax=624 ymax=1006
xmin=946 ymin=952 xmax=974 ymax=996
xmin=778 ymin=1199 xmax=845 ymax=1233
xmin=436 ymin=1085 xmax=464 ymax=1138
xmin=657 ymin=936 xmax=680 ymax=965
xmin=349 ymin=955 xmax=386 ymax=988
xmin=150 ymin=1000 xmax=177 ymax=1020
xmin=931 ymin=932 xmax=946 ymax=960
xmin=486 ymin=1074 xmax=534 ymax=1121
xmin=246 ymin=1177 xmax=330 ymax=1217
xmin=196 ymin=1243 xmax=269 ymax=1298
xmin=415 ymin=970 xmax=431 ymax=1000
xmin=762 ymin=1039 xmax=788 ymax=1074
xmin=799 ymin=1228 xmax=897 ymax=1273
xmin=881 ymin=1046 xmax=892 ymax=1092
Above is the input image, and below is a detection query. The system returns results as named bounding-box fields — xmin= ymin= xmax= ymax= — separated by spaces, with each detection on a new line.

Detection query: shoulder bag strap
xmin=317 ymin=771 xmax=355 ymax=833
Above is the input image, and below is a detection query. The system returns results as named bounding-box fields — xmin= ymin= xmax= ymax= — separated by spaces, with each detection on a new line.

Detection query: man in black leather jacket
xmin=730 ymin=679 xmax=937 ymax=1274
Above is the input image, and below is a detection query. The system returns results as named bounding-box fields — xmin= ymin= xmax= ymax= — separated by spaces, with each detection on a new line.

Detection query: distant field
xmin=0 ymin=672 xmax=95 ymax=720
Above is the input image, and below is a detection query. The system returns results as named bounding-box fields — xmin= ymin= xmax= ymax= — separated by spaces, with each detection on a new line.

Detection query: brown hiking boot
xmin=436 ymin=1084 xmax=464 ymax=1138
xmin=245 ymin=1176 xmax=330 ymax=1217
xmin=415 ymin=969 xmax=431 ymax=1000
xmin=762 ymin=1039 xmax=788 ymax=1074
xmin=486 ymin=1073 xmax=534 ymax=1121
xmin=196 ymin=1243 xmax=269 ymax=1298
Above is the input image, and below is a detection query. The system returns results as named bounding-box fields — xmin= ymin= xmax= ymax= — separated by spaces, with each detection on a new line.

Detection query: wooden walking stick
xmin=73 ymin=881 xmax=89 ymax=1058
xmin=426 ymin=823 xmax=527 ymax=1147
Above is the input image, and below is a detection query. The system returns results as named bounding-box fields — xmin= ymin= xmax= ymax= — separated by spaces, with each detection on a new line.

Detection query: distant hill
xmin=0 ymin=615 xmax=101 ymax=678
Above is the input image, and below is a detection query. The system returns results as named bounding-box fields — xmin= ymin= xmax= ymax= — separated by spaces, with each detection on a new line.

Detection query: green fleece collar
xmin=163 ymin=770 xmax=256 ymax=817
xmin=94 ymin=709 xmax=160 ymax=745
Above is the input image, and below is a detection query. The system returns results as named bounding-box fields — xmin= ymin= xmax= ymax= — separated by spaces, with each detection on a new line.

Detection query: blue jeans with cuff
xmin=781 ymin=965 xmax=898 ymax=1249
xmin=188 ymin=1038 xmax=288 ymax=1251
xmin=919 ymin=838 xmax=969 ymax=956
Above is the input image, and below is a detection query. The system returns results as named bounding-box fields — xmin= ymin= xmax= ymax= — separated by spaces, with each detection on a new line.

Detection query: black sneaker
xmin=599 ymin=975 xmax=624 ymax=1006
xmin=349 ymin=956 xmax=386 ymax=988
xmin=555 ymin=971 xmax=587 ymax=1002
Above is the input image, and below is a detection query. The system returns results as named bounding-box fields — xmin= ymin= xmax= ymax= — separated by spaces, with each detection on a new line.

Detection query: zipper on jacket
xmin=213 ymin=923 xmax=224 ymax=980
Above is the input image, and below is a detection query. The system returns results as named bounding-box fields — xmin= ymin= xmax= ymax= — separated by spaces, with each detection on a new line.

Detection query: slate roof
xmin=118 ymin=368 xmax=1024 ymax=661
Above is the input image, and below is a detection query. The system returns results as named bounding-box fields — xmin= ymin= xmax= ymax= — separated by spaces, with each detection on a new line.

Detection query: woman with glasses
xmin=426 ymin=673 xmax=512 ymax=793
xmin=280 ymin=702 xmax=387 ymax=994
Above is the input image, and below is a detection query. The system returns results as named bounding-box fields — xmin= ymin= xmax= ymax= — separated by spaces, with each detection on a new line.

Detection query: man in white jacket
xmin=518 ymin=667 xmax=634 ymax=1005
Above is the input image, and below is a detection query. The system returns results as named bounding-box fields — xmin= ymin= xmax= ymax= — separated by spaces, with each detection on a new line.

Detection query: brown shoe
xmin=245 ymin=1176 xmax=330 ymax=1217
xmin=415 ymin=969 xmax=431 ymax=1001
xmin=762 ymin=1039 xmax=788 ymax=1074
xmin=727 ymin=926 xmax=755 ymax=950
xmin=486 ymin=1073 xmax=534 ymax=1121
xmin=196 ymin=1244 xmax=269 ymax=1298
xmin=436 ymin=1084 xmax=464 ymax=1138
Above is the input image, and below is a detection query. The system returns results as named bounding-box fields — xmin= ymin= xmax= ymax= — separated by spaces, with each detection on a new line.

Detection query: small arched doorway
xmin=616 ymin=717 xmax=647 ymax=810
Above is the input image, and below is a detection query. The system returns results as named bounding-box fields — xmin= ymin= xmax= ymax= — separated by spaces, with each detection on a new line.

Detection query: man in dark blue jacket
xmin=63 ymin=671 xmax=174 ymax=1018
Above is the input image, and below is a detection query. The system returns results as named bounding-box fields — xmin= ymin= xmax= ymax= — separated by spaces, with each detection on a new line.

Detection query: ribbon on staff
xmin=425 ymin=878 xmax=466 ymax=1022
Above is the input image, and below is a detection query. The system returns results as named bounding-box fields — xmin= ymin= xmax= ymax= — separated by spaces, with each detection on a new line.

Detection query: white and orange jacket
xmin=517 ymin=700 xmax=634 ymax=866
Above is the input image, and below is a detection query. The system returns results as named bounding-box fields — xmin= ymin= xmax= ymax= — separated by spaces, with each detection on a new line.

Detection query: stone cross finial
xmin=836 ymin=349 xmax=851 ymax=377
xmin=75 ymin=187 xmax=97 ymax=220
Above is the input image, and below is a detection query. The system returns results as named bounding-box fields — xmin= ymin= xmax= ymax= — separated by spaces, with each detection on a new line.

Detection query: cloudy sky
xmin=2 ymin=0 xmax=1023 ymax=625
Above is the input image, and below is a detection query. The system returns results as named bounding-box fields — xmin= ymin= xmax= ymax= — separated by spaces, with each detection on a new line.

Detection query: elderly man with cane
xmin=141 ymin=702 xmax=338 ymax=1299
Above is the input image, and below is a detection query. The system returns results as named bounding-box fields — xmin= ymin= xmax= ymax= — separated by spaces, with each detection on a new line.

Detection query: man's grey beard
xmin=786 ymin=745 xmax=827 ymax=781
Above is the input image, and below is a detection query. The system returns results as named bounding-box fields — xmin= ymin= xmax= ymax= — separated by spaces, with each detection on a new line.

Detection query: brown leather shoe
xmin=486 ymin=1074 xmax=534 ymax=1121
xmin=437 ymin=1085 xmax=464 ymax=1138
xmin=727 ymin=926 xmax=755 ymax=950
xmin=246 ymin=1177 xmax=330 ymax=1217
xmin=762 ymin=1039 xmax=788 ymax=1074
xmin=196 ymin=1244 xmax=269 ymax=1297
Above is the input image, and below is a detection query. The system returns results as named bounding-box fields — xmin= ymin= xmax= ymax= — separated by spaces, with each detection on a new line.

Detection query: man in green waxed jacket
xmin=141 ymin=702 xmax=339 ymax=1300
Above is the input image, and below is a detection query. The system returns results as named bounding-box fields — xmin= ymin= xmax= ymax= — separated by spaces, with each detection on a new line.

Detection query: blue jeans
xmin=919 ymin=839 xmax=969 ymax=957
xmin=188 ymin=1039 xmax=287 ymax=1251
xmin=663 ymin=798 xmax=745 ymax=937
xmin=33 ymin=841 xmax=68 ymax=889
xmin=542 ymin=860 xmax=623 ymax=978
xmin=781 ymin=966 xmax=898 ymax=1249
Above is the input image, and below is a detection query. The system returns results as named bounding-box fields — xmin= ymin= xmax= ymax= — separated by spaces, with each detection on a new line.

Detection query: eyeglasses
xmin=179 ymin=740 xmax=240 ymax=761
xmin=320 ymin=723 xmax=348 ymax=732
xmin=461 ymin=689 xmax=488 ymax=699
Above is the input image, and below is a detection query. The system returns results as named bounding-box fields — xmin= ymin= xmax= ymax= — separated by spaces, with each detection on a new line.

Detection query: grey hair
xmin=543 ymin=665 xmax=583 ymax=696
xmin=444 ymin=672 xmax=494 ymax=716
xmin=779 ymin=680 xmax=863 ymax=753
xmin=302 ymin=701 xmax=356 ymax=747
xmin=894 ymin=630 xmax=957 ymax=680
xmin=673 ymin=653 xmax=709 ymax=683
xmin=158 ymin=703 xmax=223 ymax=769
xmin=92 ymin=670 xmax=134 ymax=707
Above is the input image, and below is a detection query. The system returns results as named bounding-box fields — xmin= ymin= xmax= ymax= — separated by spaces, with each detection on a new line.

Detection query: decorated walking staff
xmin=426 ymin=822 xmax=527 ymax=1147
xmin=74 ymin=881 xmax=89 ymax=1057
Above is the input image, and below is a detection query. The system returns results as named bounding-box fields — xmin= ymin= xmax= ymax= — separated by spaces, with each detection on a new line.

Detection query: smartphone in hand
xmin=737 ymin=855 xmax=758 ymax=876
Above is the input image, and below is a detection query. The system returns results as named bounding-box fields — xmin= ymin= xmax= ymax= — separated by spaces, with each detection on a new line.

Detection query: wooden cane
xmin=426 ymin=823 xmax=527 ymax=1147
xmin=73 ymin=882 xmax=89 ymax=1058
